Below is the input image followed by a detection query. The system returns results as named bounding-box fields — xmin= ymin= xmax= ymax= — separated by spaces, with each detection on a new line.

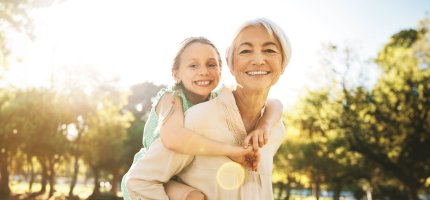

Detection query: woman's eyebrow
xmin=239 ymin=42 xmax=253 ymax=48
xmin=263 ymin=42 xmax=278 ymax=47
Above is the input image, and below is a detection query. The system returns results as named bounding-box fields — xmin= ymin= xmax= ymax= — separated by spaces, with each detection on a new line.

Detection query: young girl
xmin=122 ymin=37 xmax=282 ymax=200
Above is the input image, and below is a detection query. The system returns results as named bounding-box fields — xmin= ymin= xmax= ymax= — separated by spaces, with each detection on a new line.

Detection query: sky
xmin=3 ymin=0 xmax=429 ymax=107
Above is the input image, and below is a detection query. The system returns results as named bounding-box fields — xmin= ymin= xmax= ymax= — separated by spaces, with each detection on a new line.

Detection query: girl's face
xmin=173 ymin=42 xmax=221 ymax=104
xmin=231 ymin=26 xmax=283 ymax=92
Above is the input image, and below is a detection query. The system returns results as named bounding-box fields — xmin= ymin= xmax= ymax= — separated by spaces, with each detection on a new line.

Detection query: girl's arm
xmin=157 ymin=93 xmax=254 ymax=166
xmin=243 ymin=98 xmax=283 ymax=151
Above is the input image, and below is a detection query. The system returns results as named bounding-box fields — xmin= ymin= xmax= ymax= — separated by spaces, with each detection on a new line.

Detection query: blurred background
xmin=0 ymin=0 xmax=429 ymax=199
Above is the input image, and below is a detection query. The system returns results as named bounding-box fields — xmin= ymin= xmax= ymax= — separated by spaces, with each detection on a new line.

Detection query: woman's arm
xmin=157 ymin=93 xmax=252 ymax=158
xmin=243 ymin=98 xmax=283 ymax=150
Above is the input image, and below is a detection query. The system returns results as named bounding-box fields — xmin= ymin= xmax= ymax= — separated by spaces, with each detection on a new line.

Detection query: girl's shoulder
xmin=151 ymin=85 xmax=177 ymax=107
xmin=209 ymin=84 xmax=226 ymax=99
xmin=152 ymin=85 xmax=191 ymax=112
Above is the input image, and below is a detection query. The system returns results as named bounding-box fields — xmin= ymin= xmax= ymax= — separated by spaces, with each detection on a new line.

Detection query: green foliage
xmin=0 ymin=88 xmax=22 ymax=160
xmin=122 ymin=118 xmax=145 ymax=168
xmin=80 ymin=81 xmax=134 ymax=174
xmin=276 ymin=16 xmax=430 ymax=200
xmin=12 ymin=88 xmax=70 ymax=160
xmin=121 ymin=82 xmax=163 ymax=169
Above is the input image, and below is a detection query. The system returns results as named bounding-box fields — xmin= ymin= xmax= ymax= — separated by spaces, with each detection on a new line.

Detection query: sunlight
xmin=216 ymin=162 xmax=245 ymax=190
xmin=286 ymin=126 xmax=300 ymax=137
xmin=135 ymin=104 xmax=143 ymax=112
xmin=66 ymin=123 xmax=78 ymax=141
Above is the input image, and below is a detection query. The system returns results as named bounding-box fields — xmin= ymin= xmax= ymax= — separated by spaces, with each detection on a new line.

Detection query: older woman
xmin=126 ymin=18 xmax=291 ymax=200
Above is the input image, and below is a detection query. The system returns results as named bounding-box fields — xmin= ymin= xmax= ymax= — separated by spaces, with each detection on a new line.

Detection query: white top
xmin=126 ymin=87 xmax=286 ymax=200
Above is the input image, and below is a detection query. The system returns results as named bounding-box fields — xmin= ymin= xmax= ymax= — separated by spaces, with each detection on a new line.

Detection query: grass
xmin=9 ymin=181 xmax=122 ymax=200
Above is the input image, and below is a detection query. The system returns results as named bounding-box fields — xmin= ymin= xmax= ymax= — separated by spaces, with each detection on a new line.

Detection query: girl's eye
xmin=239 ymin=49 xmax=251 ymax=54
xmin=208 ymin=63 xmax=217 ymax=68
xmin=189 ymin=64 xmax=197 ymax=68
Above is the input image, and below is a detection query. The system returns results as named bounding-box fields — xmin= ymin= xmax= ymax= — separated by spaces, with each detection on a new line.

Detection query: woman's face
xmin=231 ymin=26 xmax=283 ymax=91
xmin=173 ymin=42 xmax=221 ymax=100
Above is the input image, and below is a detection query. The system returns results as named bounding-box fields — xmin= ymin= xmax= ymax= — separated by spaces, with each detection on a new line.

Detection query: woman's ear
xmin=225 ymin=48 xmax=234 ymax=74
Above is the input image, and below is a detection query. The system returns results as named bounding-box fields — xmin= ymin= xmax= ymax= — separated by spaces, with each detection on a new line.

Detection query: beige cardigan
xmin=126 ymin=88 xmax=286 ymax=200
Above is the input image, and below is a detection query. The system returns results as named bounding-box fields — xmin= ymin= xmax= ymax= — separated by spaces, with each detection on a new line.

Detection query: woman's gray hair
xmin=226 ymin=18 xmax=292 ymax=70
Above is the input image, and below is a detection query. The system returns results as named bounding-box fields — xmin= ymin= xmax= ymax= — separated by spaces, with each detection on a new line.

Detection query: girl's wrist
xmin=226 ymin=145 xmax=243 ymax=157
xmin=256 ymin=123 xmax=271 ymax=132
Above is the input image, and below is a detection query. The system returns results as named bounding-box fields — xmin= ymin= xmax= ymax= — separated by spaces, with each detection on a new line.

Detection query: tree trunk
xmin=333 ymin=180 xmax=342 ymax=200
xmin=284 ymin=188 xmax=291 ymax=200
xmin=27 ymin=155 xmax=35 ymax=192
xmin=406 ymin=185 xmax=419 ymax=200
xmin=69 ymin=153 xmax=79 ymax=196
xmin=48 ymin=158 xmax=56 ymax=198
xmin=275 ymin=182 xmax=284 ymax=199
xmin=111 ymin=168 xmax=118 ymax=195
xmin=91 ymin=167 xmax=100 ymax=197
xmin=38 ymin=158 xmax=48 ymax=194
xmin=312 ymin=175 xmax=320 ymax=200
xmin=69 ymin=131 xmax=82 ymax=197
xmin=0 ymin=157 xmax=11 ymax=198
xmin=284 ymin=181 xmax=291 ymax=200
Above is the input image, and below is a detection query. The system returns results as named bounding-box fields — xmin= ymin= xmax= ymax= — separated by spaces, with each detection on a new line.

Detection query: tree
xmin=11 ymin=88 xmax=71 ymax=198
xmin=0 ymin=0 xmax=62 ymax=71
xmin=122 ymin=82 xmax=163 ymax=169
xmin=276 ymin=17 xmax=430 ymax=200
xmin=0 ymin=88 xmax=22 ymax=198
xmin=80 ymin=80 xmax=133 ymax=198
xmin=331 ymin=18 xmax=430 ymax=199
xmin=277 ymin=89 xmax=370 ymax=200
xmin=55 ymin=66 xmax=102 ymax=197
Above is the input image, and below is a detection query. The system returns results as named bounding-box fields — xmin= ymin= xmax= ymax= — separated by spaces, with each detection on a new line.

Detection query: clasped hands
xmin=228 ymin=126 xmax=270 ymax=171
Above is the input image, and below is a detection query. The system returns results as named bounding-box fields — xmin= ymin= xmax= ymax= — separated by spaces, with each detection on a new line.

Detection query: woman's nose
xmin=252 ymin=53 xmax=266 ymax=66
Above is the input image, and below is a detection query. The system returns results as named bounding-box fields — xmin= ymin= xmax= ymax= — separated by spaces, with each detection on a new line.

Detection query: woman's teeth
xmin=246 ymin=71 xmax=269 ymax=76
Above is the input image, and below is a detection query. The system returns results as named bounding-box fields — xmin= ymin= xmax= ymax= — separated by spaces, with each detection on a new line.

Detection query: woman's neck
xmin=233 ymin=88 xmax=269 ymax=132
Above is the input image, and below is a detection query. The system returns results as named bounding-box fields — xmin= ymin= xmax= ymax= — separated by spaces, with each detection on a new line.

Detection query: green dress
xmin=121 ymin=85 xmax=219 ymax=200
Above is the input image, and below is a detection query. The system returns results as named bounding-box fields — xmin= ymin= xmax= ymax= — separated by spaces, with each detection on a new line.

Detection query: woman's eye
xmin=189 ymin=64 xmax=197 ymax=68
xmin=264 ymin=49 xmax=277 ymax=53
xmin=239 ymin=50 xmax=251 ymax=54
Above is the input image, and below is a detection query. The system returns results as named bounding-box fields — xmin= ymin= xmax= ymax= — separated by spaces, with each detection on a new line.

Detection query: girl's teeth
xmin=196 ymin=81 xmax=210 ymax=86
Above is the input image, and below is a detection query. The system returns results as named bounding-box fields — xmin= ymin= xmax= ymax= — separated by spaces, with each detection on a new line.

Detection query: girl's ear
xmin=172 ymin=70 xmax=181 ymax=84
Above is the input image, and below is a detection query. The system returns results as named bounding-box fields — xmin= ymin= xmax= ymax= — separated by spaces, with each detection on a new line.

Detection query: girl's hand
xmin=228 ymin=146 xmax=260 ymax=171
xmin=243 ymin=125 xmax=271 ymax=151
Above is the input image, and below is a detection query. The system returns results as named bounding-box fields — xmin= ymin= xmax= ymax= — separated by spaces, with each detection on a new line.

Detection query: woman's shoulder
xmin=184 ymin=98 xmax=217 ymax=118
xmin=185 ymin=87 xmax=233 ymax=117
